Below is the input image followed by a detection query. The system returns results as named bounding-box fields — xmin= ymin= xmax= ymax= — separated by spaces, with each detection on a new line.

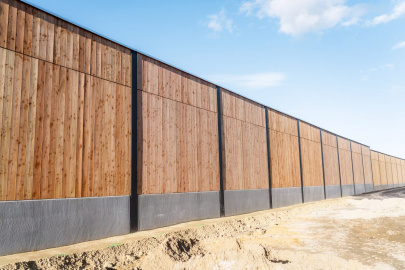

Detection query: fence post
xmin=297 ymin=120 xmax=304 ymax=203
xmin=319 ymin=130 xmax=326 ymax=199
xmin=336 ymin=137 xmax=343 ymax=197
xmin=350 ymin=142 xmax=356 ymax=194
xmin=216 ymin=86 xmax=225 ymax=217
xmin=264 ymin=108 xmax=272 ymax=208
xmin=130 ymin=50 xmax=138 ymax=231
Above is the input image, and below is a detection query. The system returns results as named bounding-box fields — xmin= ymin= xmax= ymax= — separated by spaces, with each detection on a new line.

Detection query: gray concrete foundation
xmin=224 ymin=189 xmax=270 ymax=217
xmin=325 ymin=185 xmax=341 ymax=199
xmin=341 ymin=184 xmax=355 ymax=196
xmin=0 ymin=196 xmax=130 ymax=256
xmin=364 ymin=183 xmax=374 ymax=193
xmin=138 ymin=191 xmax=220 ymax=231
xmin=373 ymin=185 xmax=384 ymax=191
xmin=272 ymin=187 xmax=302 ymax=209
xmin=303 ymin=186 xmax=325 ymax=203
xmin=355 ymin=184 xmax=366 ymax=195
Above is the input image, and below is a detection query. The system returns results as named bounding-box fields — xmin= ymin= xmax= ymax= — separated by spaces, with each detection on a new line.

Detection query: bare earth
xmin=2 ymin=188 xmax=405 ymax=270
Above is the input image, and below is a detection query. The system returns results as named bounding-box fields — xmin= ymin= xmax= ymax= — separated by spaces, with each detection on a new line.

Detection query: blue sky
xmin=26 ymin=0 xmax=405 ymax=157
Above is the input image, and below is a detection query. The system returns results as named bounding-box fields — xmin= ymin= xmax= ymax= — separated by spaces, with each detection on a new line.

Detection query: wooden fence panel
xmin=136 ymin=55 xmax=220 ymax=194
xmin=371 ymin=151 xmax=381 ymax=186
xmin=321 ymin=131 xmax=340 ymax=186
xmin=391 ymin=157 xmax=398 ymax=185
xmin=385 ymin=154 xmax=393 ymax=186
xmin=299 ymin=122 xmax=323 ymax=187
xmin=0 ymin=47 xmax=131 ymax=201
xmin=351 ymin=142 xmax=364 ymax=185
xmin=361 ymin=146 xmax=373 ymax=184
xmin=378 ymin=153 xmax=387 ymax=186
xmin=338 ymin=137 xmax=354 ymax=186
xmin=268 ymin=110 xmax=301 ymax=188
xmin=221 ymin=89 xmax=268 ymax=190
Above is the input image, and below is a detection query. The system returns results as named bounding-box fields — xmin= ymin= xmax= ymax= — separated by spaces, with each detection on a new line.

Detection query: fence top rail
xmin=20 ymin=0 xmax=374 ymax=152
xmin=371 ymin=150 xmax=404 ymax=161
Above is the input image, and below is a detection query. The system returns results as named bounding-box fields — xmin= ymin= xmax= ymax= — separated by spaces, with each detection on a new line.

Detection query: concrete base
xmin=138 ymin=191 xmax=220 ymax=231
xmin=272 ymin=187 xmax=302 ymax=209
xmin=325 ymin=185 xmax=341 ymax=199
xmin=0 ymin=196 xmax=130 ymax=256
xmin=341 ymin=184 xmax=355 ymax=197
xmin=224 ymin=189 xmax=270 ymax=217
xmin=303 ymin=186 xmax=325 ymax=203
xmin=355 ymin=184 xmax=366 ymax=195
xmin=374 ymin=185 xmax=384 ymax=191
xmin=364 ymin=183 xmax=374 ymax=193
xmin=394 ymin=184 xmax=401 ymax=188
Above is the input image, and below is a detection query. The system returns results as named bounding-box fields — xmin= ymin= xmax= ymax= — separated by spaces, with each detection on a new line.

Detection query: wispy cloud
xmin=239 ymin=0 xmax=363 ymax=36
xmin=392 ymin=41 xmax=405 ymax=50
xmin=207 ymin=9 xmax=234 ymax=34
xmin=370 ymin=1 xmax=405 ymax=26
xmin=208 ymin=72 xmax=286 ymax=90
xmin=361 ymin=64 xmax=395 ymax=81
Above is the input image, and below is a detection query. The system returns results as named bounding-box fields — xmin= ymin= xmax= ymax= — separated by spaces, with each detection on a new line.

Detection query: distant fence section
xmin=0 ymin=0 xmax=404 ymax=257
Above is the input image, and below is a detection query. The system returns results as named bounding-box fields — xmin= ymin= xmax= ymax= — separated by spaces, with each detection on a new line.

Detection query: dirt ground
xmin=2 ymin=188 xmax=405 ymax=269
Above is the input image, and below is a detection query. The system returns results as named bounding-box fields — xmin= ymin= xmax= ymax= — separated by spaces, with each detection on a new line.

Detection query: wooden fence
xmin=0 ymin=0 xmax=404 ymax=204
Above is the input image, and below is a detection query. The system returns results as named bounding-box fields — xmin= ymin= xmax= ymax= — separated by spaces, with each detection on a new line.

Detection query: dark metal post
xmin=350 ymin=142 xmax=356 ymax=195
xmin=297 ymin=120 xmax=304 ymax=203
xmin=130 ymin=50 xmax=138 ymax=231
xmin=319 ymin=130 xmax=326 ymax=199
xmin=336 ymin=137 xmax=343 ymax=197
xmin=264 ymin=108 xmax=272 ymax=208
xmin=216 ymin=86 xmax=225 ymax=217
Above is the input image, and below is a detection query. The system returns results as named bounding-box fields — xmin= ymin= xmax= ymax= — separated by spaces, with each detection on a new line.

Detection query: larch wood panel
xmin=361 ymin=146 xmax=373 ymax=184
xmin=137 ymin=90 xmax=220 ymax=194
xmin=338 ymin=137 xmax=354 ymax=186
xmin=0 ymin=49 xmax=131 ymax=201
xmin=137 ymin=54 xmax=217 ymax=113
xmin=397 ymin=158 xmax=403 ymax=184
xmin=269 ymin=129 xmax=301 ymax=188
xmin=385 ymin=155 xmax=393 ymax=185
xmin=321 ymin=131 xmax=340 ymax=186
xmin=0 ymin=0 xmax=131 ymax=87
xmin=391 ymin=157 xmax=398 ymax=185
xmin=299 ymin=122 xmax=323 ymax=187
xmin=378 ymin=153 xmax=387 ymax=185
xmin=402 ymin=160 xmax=405 ymax=184
xmin=371 ymin=151 xmax=381 ymax=186
xmin=268 ymin=110 xmax=300 ymax=188
xmin=221 ymin=89 xmax=268 ymax=190
xmin=351 ymin=142 xmax=364 ymax=185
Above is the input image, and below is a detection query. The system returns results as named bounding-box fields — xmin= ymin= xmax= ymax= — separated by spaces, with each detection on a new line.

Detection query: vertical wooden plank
xmin=53 ymin=18 xmax=61 ymax=65
xmin=82 ymin=74 xmax=91 ymax=197
xmin=0 ymin=50 xmax=15 ymax=200
xmin=15 ymin=55 xmax=31 ymax=200
xmin=75 ymin=72 xmax=84 ymax=197
xmin=84 ymin=32 xmax=91 ymax=75
xmin=0 ymin=0 xmax=10 ymax=48
xmin=78 ymin=29 xmax=85 ymax=73
xmin=48 ymin=64 xmax=59 ymax=199
xmin=62 ymin=67 xmax=71 ymax=198
xmin=6 ymin=52 xmax=23 ymax=200
xmin=38 ymin=11 xmax=48 ymax=60
xmin=45 ymin=15 xmax=54 ymax=63
xmin=6 ymin=0 xmax=17 ymax=51
xmin=54 ymin=67 xmax=65 ymax=198
xmin=23 ymin=57 xmax=38 ymax=199
xmin=40 ymin=61 xmax=52 ymax=199
xmin=66 ymin=23 xmax=73 ymax=69
xmin=0 ymin=48 xmax=7 ymax=197
xmin=22 ymin=5 xmax=32 ymax=56
xmin=15 ymin=2 xmax=26 ymax=54
xmin=32 ymin=59 xmax=45 ymax=199
xmin=31 ymin=9 xmax=40 ymax=58
xmin=72 ymin=26 xmax=80 ymax=71
xmin=69 ymin=69 xmax=78 ymax=197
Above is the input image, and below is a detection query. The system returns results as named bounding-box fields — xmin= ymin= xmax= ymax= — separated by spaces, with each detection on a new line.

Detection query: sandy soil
xmin=2 ymin=188 xmax=405 ymax=269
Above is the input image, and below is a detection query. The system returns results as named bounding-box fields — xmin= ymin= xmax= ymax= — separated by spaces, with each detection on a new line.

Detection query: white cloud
xmin=207 ymin=10 xmax=234 ymax=33
xmin=370 ymin=1 xmax=405 ymax=26
xmin=392 ymin=41 xmax=405 ymax=50
xmin=208 ymin=72 xmax=286 ymax=90
xmin=240 ymin=0 xmax=362 ymax=36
